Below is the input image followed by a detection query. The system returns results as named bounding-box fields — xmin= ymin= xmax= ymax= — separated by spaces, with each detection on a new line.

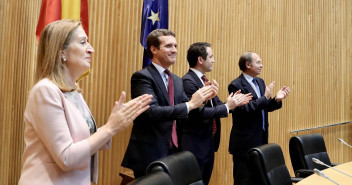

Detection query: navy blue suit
xmin=121 ymin=64 xmax=189 ymax=177
xmin=179 ymin=70 xmax=228 ymax=185
xmin=228 ymin=73 xmax=282 ymax=185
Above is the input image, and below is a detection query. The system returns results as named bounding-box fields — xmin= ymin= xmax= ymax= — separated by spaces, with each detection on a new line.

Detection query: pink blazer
xmin=19 ymin=79 xmax=108 ymax=185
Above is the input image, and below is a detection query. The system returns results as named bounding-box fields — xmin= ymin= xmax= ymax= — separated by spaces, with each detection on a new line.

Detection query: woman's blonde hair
xmin=36 ymin=19 xmax=82 ymax=92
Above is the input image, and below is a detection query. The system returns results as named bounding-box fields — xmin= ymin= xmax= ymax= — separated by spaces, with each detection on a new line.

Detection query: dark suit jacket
xmin=179 ymin=70 xmax=228 ymax=159
xmin=228 ymin=73 xmax=282 ymax=157
xmin=121 ymin=64 xmax=189 ymax=173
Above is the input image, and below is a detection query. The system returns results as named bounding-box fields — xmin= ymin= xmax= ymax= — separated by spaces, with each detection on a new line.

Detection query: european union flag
xmin=140 ymin=0 xmax=168 ymax=68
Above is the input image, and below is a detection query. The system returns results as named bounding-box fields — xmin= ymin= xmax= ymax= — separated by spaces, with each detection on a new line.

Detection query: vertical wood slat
xmin=0 ymin=0 xmax=351 ymax=184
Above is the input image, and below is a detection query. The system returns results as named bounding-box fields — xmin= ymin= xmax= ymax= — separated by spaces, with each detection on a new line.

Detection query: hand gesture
xmin=226 ymin=90 xmax=253 ymax=110
xmin=188 ymin=84 xmax=216 ymax=110
xmin=106 ymin=92 xmax=152 ymax=134
xmin=204 ymin=79 xmax=219 ymax=99
xmin=275 ymin=86 xmax=290 ymax=102
xmin=264 ymin=81 xmax=275 ymax=100
xmin=112 ymin=91 xmax=127 ymax=112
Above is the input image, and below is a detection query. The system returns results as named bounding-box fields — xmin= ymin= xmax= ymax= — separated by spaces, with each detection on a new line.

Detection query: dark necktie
xmin=201 ymin=75 xmax=217 ymax=134
xmin=252 ymin=78 xmax=265 ymax=131
xmin=164 ymin=69 xmax=178 ymax=147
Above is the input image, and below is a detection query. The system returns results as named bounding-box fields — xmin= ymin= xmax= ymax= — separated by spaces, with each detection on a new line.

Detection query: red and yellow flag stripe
xmin=36 ymin=0 xmax=89 ymax=42
xmin=36 ymin=0 xmax=90 ymax=80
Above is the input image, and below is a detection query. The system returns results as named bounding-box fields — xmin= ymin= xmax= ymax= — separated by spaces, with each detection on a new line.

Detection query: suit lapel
xmin=171 ymin=72 xmax=184 ymax=104
xmin=240 ymin=74 xmax=259 ymax=99
xmin=189 ymin=70 xmax=215 ymax=106
xmin=148 ymin=65 xmax=171 ymax=105
xmin=188 ymin=70 xmax=204 ymax=88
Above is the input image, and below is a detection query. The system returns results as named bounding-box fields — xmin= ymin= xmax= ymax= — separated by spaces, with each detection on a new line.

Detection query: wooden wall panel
xmin=0 ymin=0 xmax=351 ymax=184
xmin=0 ymin=0 xmax=40 ymax=184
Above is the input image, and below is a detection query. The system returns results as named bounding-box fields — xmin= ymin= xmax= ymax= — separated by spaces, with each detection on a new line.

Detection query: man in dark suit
xmin=121 ymin=29 xmax=217 ymax=178
xmin=228 ymin=52 xmax=290 ymax=185
xmin=179 ymin=42 xmax=252 ymax=185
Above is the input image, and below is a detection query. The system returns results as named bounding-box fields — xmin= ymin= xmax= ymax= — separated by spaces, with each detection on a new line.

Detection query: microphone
xmin=312 ymin=158 xmax=352 ymax=178
xmin=313 ymin=168 xmax=340 ymax=185
xmin=338 ymin=138 xmax=352 ymax=149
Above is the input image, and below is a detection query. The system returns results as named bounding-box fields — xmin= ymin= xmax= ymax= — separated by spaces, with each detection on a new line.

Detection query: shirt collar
xmin=190 ymin=68 xmax=204 ymax=79
xmin=243 ymin=72 xmax=254 ymax=83
xmin=152 ymin=62 xmax=170 ymax=75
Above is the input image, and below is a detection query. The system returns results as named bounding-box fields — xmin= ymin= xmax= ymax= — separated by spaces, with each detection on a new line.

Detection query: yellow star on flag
xmin=148 ymin=10 xmax=160 ymax=25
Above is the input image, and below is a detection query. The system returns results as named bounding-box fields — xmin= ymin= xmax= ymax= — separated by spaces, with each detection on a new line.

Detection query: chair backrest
xmin=289 ymin=133 xmax=332 ymax=172
xmin=248 ymin=143 xmax=292 ymax=185
xmin=128 ymin=171 xmax=174 ymax=185
xmin=146 ymin=151 xmax=204 ymax=185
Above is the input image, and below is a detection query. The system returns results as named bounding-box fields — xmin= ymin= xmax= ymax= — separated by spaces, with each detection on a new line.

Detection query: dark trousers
xmin=233 ymin=155 xmax=252 ymax=185
xmin=132 ymin=169 xmax=145 ymax=179
xmin=196 ymin=145 xmax=215 ymax=185
xmin=232 ymin=130 xmax=267 ymax=185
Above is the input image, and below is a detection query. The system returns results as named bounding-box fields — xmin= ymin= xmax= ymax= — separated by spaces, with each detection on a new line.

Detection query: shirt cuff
xmin=185 ymin=102 xmax=190 ymax=113
xmin=225 ymin=104 xmax=230 ymax=113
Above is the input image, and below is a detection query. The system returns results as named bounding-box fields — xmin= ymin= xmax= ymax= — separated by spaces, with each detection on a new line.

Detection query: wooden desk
xmin=296 ymin=162 xmax=352 ymax=185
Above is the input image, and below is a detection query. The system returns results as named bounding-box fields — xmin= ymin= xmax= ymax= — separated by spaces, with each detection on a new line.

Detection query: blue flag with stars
xmin=140 ymin=0 xmax=168 ymax=68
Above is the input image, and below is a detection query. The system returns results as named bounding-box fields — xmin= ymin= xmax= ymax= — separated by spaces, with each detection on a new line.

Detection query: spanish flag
xmin=36 ymin=0 xmax=89 ymax=42
xmin=36 ymin=0 xmax=90 ymax=80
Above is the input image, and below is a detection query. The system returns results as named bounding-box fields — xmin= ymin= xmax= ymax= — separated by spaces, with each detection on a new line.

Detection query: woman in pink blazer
xmin=18 ymin=19 xmax=152 ymax=185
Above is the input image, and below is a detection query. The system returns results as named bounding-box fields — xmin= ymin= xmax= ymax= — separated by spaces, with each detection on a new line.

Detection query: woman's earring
xmin=62 ymin=56 xmax=66 ymax=62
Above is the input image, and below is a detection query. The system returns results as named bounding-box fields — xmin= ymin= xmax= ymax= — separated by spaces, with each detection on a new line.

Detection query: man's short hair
xmin=187 ymin=42 xmax=211 ymax=67
xmin=238 ymin=52 xmax=254 ymax=72
xmin=146 ymin=29 xmax=176 ymax=59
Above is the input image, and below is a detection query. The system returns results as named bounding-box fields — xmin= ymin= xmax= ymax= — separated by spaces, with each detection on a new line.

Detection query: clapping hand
xmin=226 ymin=90 xmax=252 ymax=110
xmin=264 ymin=81 xmax=275 ymax=100
xmin=188 ymin=80 xmax=218 ymax=110
xmin=275 ymin=86 xmax=290 ymax=102
xmin=106 ymin=92 xmax=152 ymax=134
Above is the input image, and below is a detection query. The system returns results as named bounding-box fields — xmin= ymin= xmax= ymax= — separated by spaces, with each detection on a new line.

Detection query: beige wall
xmin=1 ymin=0 xmax=351 ymax=184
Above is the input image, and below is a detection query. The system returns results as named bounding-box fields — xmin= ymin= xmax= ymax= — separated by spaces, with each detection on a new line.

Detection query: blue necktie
xmin=252 ymin=78 xmax=265 ymax=131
